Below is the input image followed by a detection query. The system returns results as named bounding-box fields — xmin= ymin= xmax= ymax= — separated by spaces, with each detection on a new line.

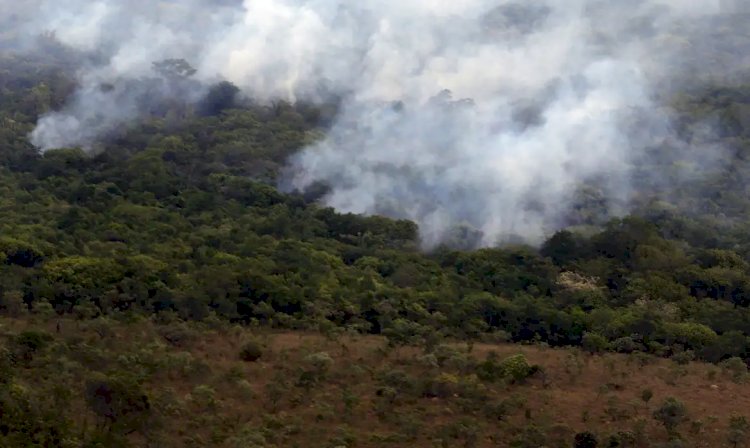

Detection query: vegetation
xmin=1 ymin=39 xmax=750 ymax=446
xmin=0 ymin=316 xmax=743 ymax=447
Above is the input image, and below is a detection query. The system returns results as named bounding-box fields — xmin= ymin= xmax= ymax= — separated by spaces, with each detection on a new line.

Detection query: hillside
xmin=2 ymin=21 xmax=750 ymax=448
xmin=2 ymin=53 xmax=750 ymax=365
xmin=1 ymin=315 xmax=749 ymax=448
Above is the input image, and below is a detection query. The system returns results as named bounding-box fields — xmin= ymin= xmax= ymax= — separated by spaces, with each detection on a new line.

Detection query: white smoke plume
xmin=2 ymin=0 xmax=749 ymax=246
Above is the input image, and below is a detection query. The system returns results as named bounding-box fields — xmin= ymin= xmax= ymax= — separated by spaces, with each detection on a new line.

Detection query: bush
xmin=612 ymin=337 xmax=639 ymax=354
xmin=647 ymin=341 xmax=669 ymax=357
xmin=297 ymin=352 xmax=334 ymax=389
xmin=574 ymin=431 xmax=598 ymax=448
xmin=512 ymin=424 xmax=546 ymax=448
xmin=581 ymin=333 xmax=609 ymax=354
xmin=11 ymin=330 xmax=53 ymax=364
xmin=433 ymin=344 xmax=468 ymax=368
xmin=476 ymin=352 xmax=505 ymax=382
xmin=607 ymin=431 xmax=636 ymax=447
xmin=190 ymin=384 xmax=218 ymax=410
xmin=671 ymin=350 xmax=695 ymax=365
xmin=239 ymin=340 xmax=264 ymax=362
xmin=728 ymin=414 xmax=750 ymax=447
xmin=653 ymin=397 xmax=687 ymax=437
xmin=641 ymin=388 xmax=653 ymax=403
xmin=305 ymin=351 xmax=334 ymax=374
xmin=421 ymin=373 xmax=459 ymax=399
xmin=158 ymin=323 xmax=197 ymax=347
xmin=377 ymin=369 xmax=417 ymax=395
xmin=85 ymin=374 xmax=151 ymax=434
xmin=721 ymin=357 xmax=748 ymax=383
xmin=499 ymin=354 xmax=534 ymax=383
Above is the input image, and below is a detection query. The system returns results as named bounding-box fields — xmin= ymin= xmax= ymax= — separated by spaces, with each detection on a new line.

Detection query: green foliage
xmin=297 ymin=352 xmax=334 ymax=389
xmin=720 ymin=357 xmax=748 ymax=383
xmin=611 ymin=336 xmax=639 ymax=354
xmin=671 ymin=350 xmax=695 ymax=366
xmin=421 ymin=373 xmax=460 ymax=399
xmin=10 ymin=330 xmax=53 ymax=364
xmin=641 ymin=388 xmax=653 ymax=403
xmin=84 ymin=373 xmax=152 ymax=434
xmin=240 ymin=339 xmax=264 ymax=362
xmin=1 ymin=45 xmax=750 ymax=381
xmin=728 ymin=414 xmax=750 ymax=448
xmin=581 ymin=333 xmax=609 ymax=354
xmin=653 ymin=397 xmax=688 ymax=437
xmin=574 ymin=431 xmax=599 ymax=448
xmin=511 ymin=424 xmax=547 ymax=448
xmin=499 ymin=354 xmax=535 ymax=383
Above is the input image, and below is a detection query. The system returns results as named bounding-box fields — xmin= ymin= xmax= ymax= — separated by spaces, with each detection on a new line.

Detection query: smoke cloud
xmin=3 ymin=0 xmax=749 ymax=246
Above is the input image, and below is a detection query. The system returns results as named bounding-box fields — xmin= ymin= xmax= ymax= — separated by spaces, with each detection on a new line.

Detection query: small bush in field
xmin=11 ymin=330 xmax=53 ymax=363
xmin=612 ymin=336 xmax=639 ymax=354
xmin=239 ymin=339 xmax=263 ymax=362
xmin=641 ymin=388 xmax=653 ymax=403
xmin=500 ymin=354 xmax=534 ymax=383
xmin=574 ymin=431 xmax=598 ymax=448
xmin=671 ymin=350 xmax=694 ymax=365
xmin=728 ymin=414 xmax=750 ymax=448
xmin=653 ymin=397 xmax=687 ymax=437
xmin=158 ymin=323 xmax=197 ymax=347
xmin=305 ymin=351 xmax=333 ymax=375
xmin=581 ymin=332 xmax=609 ymax=354
xmin=421 ymin=373 xmax=459 ymax=399
xmin=721 ymin=357 xmax=748 ymax=383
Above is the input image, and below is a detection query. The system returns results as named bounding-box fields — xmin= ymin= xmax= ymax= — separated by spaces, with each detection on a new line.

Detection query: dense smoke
xmin=2 ymin=0 xmax=749 ymax=246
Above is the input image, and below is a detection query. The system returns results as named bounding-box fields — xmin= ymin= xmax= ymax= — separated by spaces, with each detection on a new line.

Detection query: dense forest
xmin=2 ymin=34 xmax=750 ymax=447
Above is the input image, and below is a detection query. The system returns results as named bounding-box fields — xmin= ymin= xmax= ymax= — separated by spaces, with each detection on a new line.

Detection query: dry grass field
xmin=2 ymin=316 xmax=749 ymax=447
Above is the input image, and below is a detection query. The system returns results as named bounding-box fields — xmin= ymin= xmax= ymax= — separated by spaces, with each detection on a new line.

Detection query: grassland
xmin=2 ymin=313 xmax=749 ymax=447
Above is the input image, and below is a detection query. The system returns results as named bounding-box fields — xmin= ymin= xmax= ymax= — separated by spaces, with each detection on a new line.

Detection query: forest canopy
xmin=0 ymin=37 xmax=750 ymax=367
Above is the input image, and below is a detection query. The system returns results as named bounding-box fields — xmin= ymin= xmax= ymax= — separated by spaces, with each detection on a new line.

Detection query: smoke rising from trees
xmin=2 ymin=0 xmax=748 ymax=246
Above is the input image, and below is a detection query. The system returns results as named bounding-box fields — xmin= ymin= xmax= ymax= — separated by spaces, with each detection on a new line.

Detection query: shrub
xmin=190 ymin=384 xmax=218 ymax=411
xmin=74 ymin=300 xmax=101 ymax=320
xmin=721 ymin=357 xmax=748 ymax=383
xmin=653 ymin=397 xmax=687 ymax=437
xmin=581 ymin=333 xmax=609 ymax=354
xmin=416 ymin=353 xmax=439 ymax=368
xmin=671 ymin=350 xmax=695 ymax=365
xmin=483 ymin=401 xmax=510 ymax=421
xmin=499 ymin=354 xmax=534 ymax=383
xmin=30 ymin=299 xmax=55 ymax=319
xmin=13 ymin=330 xmax=53 ymax=353
xmin=239 ymin=339 xmax=264 ymax=362
xmin=647 ymin=341 xmax=668 ymax=357
xmin=612 ymin=337 xmax=639 ymax=354
xmin=547 ymin=423 xmax=575 ymax=448
xmin=1 ymin=290 xmax=27 ymax=317
xmin=641 ymin=388 xmax=653 ymax=403
xmin=377 ymin=369 xmax=417 ymax=395
xmin=297 ymin=352 xmax=334 ymax=389
xmin=574 ymin=431 xmax=598 ymax=448
xmin=421 ymin=373 xmax=459 ymax=399
xmin=158 ymin=323 xmax=197 ymax=347
xmin=305 ymin=351 xmax=334 ymax=374
xmin=433 ymin=344 xmax=467 ymax=368
xmin=728 ymin=415 xmax=750 ymax=448
xmin=85 ymin=374 xmax=151 ymax=434
xmin=476 ymin=357 xmax=504 ymax=382
xmin=607 ymin=431 xmax=636 ymax=447
xmin=11 ymin=330 xmax=53 ymax=364
xmin=511 ymin=424 xmax=546 ymax=448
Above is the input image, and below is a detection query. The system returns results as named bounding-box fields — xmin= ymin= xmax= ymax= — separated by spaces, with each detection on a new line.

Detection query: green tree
xmin=574 ymin=432 xmax=598 ymax=448
xmin=728 ymin=415 xmax=750 ymax=448
xmin=653 ymin=397 xmax=687 ymax=438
